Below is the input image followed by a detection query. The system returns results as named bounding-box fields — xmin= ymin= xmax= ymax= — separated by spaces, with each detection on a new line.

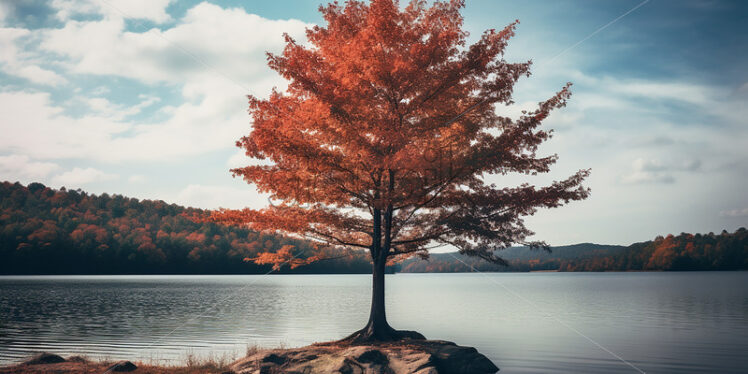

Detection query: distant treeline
xmin=399 ymin=230 xmax=748 ymax=272
xmin=0 ymin=181 xmax=371 ymax=275
xmin=558 ymin=229 xmax=748 ymax=271
xmin=1 ymin=182 xmax=746 ymax=274
xmin=399 ymin=244 xmax=628 ymax=272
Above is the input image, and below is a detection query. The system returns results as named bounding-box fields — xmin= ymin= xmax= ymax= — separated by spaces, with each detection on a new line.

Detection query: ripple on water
xmin=1 ymin=272 xmax=748 ymax=373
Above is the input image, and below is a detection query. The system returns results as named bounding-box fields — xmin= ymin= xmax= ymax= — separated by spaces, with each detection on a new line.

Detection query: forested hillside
xmin=0 ymin=181 xmax=370 ymax=274
xmin=559 ymin=229 xmax=748 ymax=271
xmin=1 ymin=182 xmax=745 ymax=274
xmin=400 ymin=231 xmax=747 ymax=272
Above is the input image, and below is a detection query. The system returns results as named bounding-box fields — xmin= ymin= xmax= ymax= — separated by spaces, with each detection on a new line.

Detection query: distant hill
xmin=399 ymin=244 xmax=628 ymax=272
xmin=0 ymin=181 xmax=371 ymax=275
xmin=400 ymin=232 xmax=748 ymax=272
xmin=1 ymin=181 xmax=746 ymax=274
xmin=558 ymin=230 xmax=748 ymax=271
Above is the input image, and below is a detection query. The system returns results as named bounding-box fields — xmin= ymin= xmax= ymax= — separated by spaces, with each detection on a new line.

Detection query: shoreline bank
xmin=1 ymin=339 xmax=499 ymax=374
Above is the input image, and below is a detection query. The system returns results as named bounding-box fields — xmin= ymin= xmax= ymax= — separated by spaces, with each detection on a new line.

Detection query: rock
xmin=262 ymin=353 xmax=287 ymax=365
xmin=258 ymin=363 xmax=276 ymax=374
xmin=334 ymin=358 xmax=364 ymax=374
xmin=23 ymin=352 xmax=66 ymax=365
xmin=229 ymin=339 xmax=498 ymax=374
xmin=420 ymin=341 xmax=499 ymax=374
xmin=105 ymin=360 xmax=137 ymax=372
xmin=356 ymin=349 xmax=389 ymax=366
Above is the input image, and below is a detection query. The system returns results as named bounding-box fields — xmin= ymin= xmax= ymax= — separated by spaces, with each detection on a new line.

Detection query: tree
xmin=211 ymin=0 xmax=590 ymax=342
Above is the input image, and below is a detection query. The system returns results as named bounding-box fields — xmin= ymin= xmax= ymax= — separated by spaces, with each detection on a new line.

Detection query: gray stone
xmin=23 ymin=352 xmax=65 ymax=365
xmin=105 ymin=360 xmax=137 ymax=372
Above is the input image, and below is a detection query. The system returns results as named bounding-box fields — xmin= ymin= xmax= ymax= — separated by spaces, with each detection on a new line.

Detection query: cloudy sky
xmin=0 ymin=0 xmax=746 ymax=245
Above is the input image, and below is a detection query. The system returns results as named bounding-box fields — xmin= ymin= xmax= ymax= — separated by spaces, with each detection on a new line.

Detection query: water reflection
xmin=1 ymin=272 xmax=747 ymax=373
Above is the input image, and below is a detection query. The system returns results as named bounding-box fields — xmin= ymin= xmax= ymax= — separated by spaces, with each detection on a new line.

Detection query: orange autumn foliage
xmin=247 ymin=244 xmax=308 ymax=270
xmin=211 ymin=0 xmax=589 ymax=269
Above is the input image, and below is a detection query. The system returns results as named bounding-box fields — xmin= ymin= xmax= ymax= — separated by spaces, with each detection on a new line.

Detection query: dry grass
xmin=184 ymin=351 xmax=236 ymax=371
xmin=0 ymin=344 xmax=289 ymax=374
xmin=0 ymin=353 xmax=239 ymax=374
xmin=0 ymin=362 xmax=232 ymax=374
xmin=245 ymin=344 xmax=261 ymax=357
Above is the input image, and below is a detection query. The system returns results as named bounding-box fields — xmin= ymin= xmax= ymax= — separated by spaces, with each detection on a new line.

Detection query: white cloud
xmin=633 ymin=158 xmax=668 ymax=172
xmin=0 ymin=3 xmax=311 ymax=163
xmin=128 ymin=174 xmax=146 ymax=184
xmin=81 ymin=95 xmax=159 ymax=120
xmin=0 ymin=27 xmax=67 ymax=86
xmin=0 ymin=91 xmax=129 ymax=159
xmin=504 ymin=66 xmax=745 ymax=195
xmin=0 ymin=78 xmax=267 ymax=162
xmin=40 ymin=3 xmax=310 ymax=86
xmin=0 ymin=154 xmax=60 ymax=183
xmin=517 ymin=68 xmax=744 ymax=124
xmin=226 ymin=149 xmax=274 ymax=169
xmin=620 ymin=157 xmax=702 ymax=184
xmin=51 ymin=167 xmax=118 ymax=186
xmin=720 ymin=208 xmax=748 ymax=218
xmin=15 ymin=65 xmax=68 ymax=86
xmin=175 ymin=184 xmax=268 ymax=210
xmin=227 ymin=150 xmax=249 ymax=169
xmin=621 ymin=170 xmax=675 ymax=184
xmin=607 ymin=80 xmax=716 ymax=106
xmin=642 ymin=158 xmax=694 ymax=173
xmin=52 ymin=0 xmax=174 ymax=23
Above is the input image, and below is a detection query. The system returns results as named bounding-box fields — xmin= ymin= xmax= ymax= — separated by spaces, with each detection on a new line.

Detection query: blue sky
xmin=0 ymin=0 xmax=746 ymax=245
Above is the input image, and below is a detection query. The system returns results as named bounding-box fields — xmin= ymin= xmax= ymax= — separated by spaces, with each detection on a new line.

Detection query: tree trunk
xmin=364 ymin=255 xmax=391 ymax=337
xmin=340 ymin=255 xmax=426 ymax=343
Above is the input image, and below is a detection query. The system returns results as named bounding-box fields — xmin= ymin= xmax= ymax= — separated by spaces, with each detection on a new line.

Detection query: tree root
xmin=336 ymin=324 xmax=426 ymax=345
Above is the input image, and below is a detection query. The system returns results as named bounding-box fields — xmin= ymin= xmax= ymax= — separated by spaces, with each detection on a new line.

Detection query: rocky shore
xmin=1 ymin=340 xmax=499 ymax=374
xmin=231 ymin=339 xmax=498 ymax=373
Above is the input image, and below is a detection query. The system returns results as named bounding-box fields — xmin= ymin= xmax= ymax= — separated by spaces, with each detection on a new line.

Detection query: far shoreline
xmin=2 ymin=269 xmax=748 ymax=277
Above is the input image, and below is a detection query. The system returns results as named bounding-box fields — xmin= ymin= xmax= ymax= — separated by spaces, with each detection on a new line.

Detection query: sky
xmin=0 ymin=0 xmax=746 ymax=246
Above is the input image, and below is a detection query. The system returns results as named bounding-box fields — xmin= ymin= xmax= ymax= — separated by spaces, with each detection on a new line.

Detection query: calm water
xmin=1 ymin=272 xmax=747 ymax=373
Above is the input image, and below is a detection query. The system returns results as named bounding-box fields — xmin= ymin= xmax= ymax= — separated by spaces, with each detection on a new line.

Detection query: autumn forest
xmin=0 ymin=181 xmax=372 ymax=275
xmin=1 ymin=181 xmax=745 ymax=275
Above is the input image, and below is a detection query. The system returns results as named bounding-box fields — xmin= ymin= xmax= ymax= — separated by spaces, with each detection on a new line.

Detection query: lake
xmin=1 ymin=272 xmax=747 ymax=373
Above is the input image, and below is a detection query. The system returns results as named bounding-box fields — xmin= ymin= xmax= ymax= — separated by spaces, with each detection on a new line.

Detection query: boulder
xmin=105 ymin=360 xmax=137 ymax=372
xmin=417 ymin=341 xmax=499 ymax=374
xmin=23 ymin=352 xmax=66 ymax=365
